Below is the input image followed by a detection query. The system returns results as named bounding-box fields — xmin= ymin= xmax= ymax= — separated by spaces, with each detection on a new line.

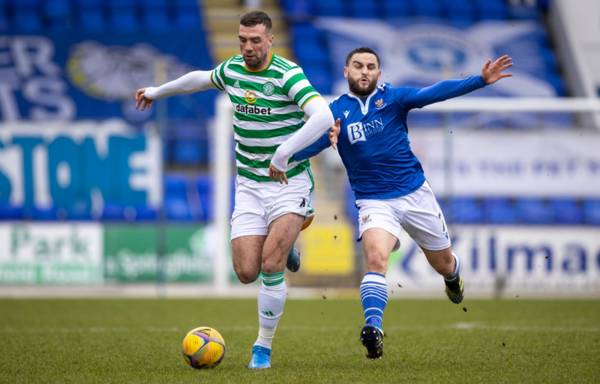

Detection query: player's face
xmin=239 ymin=24 xmax=273 ymax=70
xmin=344 ymin=53 xmax=381 ymax=96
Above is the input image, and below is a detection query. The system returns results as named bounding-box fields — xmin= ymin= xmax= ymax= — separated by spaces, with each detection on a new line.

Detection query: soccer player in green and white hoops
xmin=135 ymin=11 xmax=334 ymax=369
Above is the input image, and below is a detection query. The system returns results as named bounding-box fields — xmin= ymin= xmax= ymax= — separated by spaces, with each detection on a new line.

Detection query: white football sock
xmin=254 ymin=272 xmax=287 ymax=350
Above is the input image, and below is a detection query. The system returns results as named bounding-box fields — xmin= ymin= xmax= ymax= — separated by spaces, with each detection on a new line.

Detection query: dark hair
xmin=345 ymin=47 xmax=381 ymax=67
xmin=240 ymin=10 xmax=272 ymax=32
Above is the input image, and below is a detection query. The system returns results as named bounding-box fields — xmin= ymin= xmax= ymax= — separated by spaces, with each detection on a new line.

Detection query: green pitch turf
xmin=0 ymin=298 xmax=599 ymax=384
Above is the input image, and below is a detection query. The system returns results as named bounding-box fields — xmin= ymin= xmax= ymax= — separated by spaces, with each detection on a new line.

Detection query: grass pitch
xmin=0 ymin=298 xmax=599 ymax=384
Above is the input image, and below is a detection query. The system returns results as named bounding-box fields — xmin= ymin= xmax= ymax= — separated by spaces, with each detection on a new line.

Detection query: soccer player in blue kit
xmin=292 ymin=47 xmax=512 ymax=359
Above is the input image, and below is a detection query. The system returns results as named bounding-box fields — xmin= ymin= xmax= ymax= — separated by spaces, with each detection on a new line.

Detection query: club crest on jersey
xmin=262 ymin=81 xmax=275 ymax=96
xmin=375 ymin=98 xmax=385 ymax=109
xmin=244 ymin=90 xmax=257 ymax=104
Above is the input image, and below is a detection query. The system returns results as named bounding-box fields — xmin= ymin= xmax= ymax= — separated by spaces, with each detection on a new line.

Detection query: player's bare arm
xmin=481 ymin=54 xmax=513 ymax=84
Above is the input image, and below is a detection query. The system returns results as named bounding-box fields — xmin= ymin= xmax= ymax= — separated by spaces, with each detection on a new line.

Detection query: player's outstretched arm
xmin=481 ymin=54 xmax=513 ymax=84
xmin=402 ymin=55 xmax=513 ymax=109
xmin=135 ymin=70 xmax=216 ymax=111
xmin=268 ymin=96 xmax=334 ymax=183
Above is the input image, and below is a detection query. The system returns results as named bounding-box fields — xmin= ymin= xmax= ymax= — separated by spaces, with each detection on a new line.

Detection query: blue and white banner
xmin=316 ymin=19 xmax=558 ymax=96
xmin=409 ymin=130 xmax=600 ymax=197
xmin=0 ymin=32 xmax=216 ymax=123
xmin=0 ymin=120 xmax=162 ymax=213
xmin=389 ymin=226 xmax=600 ymax=297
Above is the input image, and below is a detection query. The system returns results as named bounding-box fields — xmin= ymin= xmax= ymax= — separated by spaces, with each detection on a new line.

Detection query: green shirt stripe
xmin=282 ymin=73 xmax=307 ymax=95
xmin=234 ymin=122 xmax=304 ymax=138
xmin=236 ymin=142 xmax=279 ymax=154
xmin=227 ymin=63 xmax=284 ymax=79
xmin=236 ymin=152 xmax=296 ymax=168
xmin=237 ymin=161 xmax=310 ymax=182
xmin=294 ymin=85 xmax=317 ymax=105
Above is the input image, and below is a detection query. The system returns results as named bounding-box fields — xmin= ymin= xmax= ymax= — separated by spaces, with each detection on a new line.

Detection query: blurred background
xmin=0 ymin=0 xmax=599 ymax=298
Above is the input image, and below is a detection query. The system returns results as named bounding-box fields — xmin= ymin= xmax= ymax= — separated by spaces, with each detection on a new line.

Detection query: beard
xmin=348 ymin=76 xmax=377 ymax=96
xmin=243 ymin=52 xmax=267 ymax=69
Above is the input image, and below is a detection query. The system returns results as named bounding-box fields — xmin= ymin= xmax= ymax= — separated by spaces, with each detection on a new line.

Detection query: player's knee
xmin=365 ymin=250 xmax=388 ymax=273
xmin=234 ymin=266 xmax=259 ymax=284
xmin=260 ymin=257 xmax=282 ymax=274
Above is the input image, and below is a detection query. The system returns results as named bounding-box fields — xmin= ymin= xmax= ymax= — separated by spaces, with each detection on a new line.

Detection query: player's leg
xmin=248 ymin=173 xmax=312 ymax=369
xmin=230 ymin=181 xmax=268 ymax=284
xmin=356 ymin=199 xmax=402 ymax=359
xmin=231 ymin=235 xmax=264 ymax=284
xmin=248 ymin=213 xmax=304 ymax=369
xmin=400 ymin=181 xmax=464 ymax=303
xmin=422 ymin=246 xmax=463 ymax=304
xmin=359 ymin=228 xmax=398 ymax=359
xmin=286 ymin=213 xmax=314 ymax=272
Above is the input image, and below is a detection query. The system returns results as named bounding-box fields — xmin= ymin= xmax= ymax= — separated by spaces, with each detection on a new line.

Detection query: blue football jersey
xmin=293 ymin=76 xmax=486 ymax=200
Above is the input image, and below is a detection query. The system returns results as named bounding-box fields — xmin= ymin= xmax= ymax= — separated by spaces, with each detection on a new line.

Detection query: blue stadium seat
xmin=134 ymin=205 xmax=158 ymax=221
xmin=76 ymin=0 xmax=103 ymax=8
xmin=108 ymin=0 xmax=135 ymax=8
xmin=412 ymin=0 xmax=442 ymax=18
xmin=13 ymin=9 xmax=42 ymax=31
xmin=382 ymin=0 xmax=411 ymax=18
xmin=195 ymin=175 xmax=213 ymax=221
xmin=174 ymin=9 xmax=201 ymax=29
xmin=314 ymin=0 xmax=346 ymax=17
xmin=165 ymin=198 xmax=193 ymax=221
xmin=79 ymin=8 xmax=105 ymax=31
xmin=550 ymin=198 xmax=582 ymax=224
xmin=444 ymin=0 xmax=476 ymax=25
xmin=146 ymin=0 xmax=168 ymax=9
xmin=281 ymin=0 xmax=312 ymax=19
xmin=294 ymin=40 xmax=329 ymax=66
xmin=583 ymin=199 xmax=600 ymax=225
xmin=165 ymin=174 xmax=188 ymax=200
xmin=31 ymin=206 xmax=58 ymax=220
xmin=474 ymin=0 xmax=509 ymax=20
xmin=109 ymin=9 xmax=139 ymax=32
xmin=349 ymin=0 xmax=378 ymax=19
xmin=509 ymin=5 xmax=541 ymax=20
xmin=173 ymin=139 xmax=204 ymax=166
xmin=0 ymin=205 xmax=24 ymax=220
xmin=143 ymin=10 xmax=172 ymax=32
xmin=0 ymin=5 xmax=8 ymax=31
xmin=515 ymin=198 xmax=553 ymax=224
xmin=302 ymin=66 xmax=332 ymax=94
xmin=483 ymin=197 xmax=518 ymax=224
xmin=446 ymin=197 xmax=484 ymax=224
xmin=43 ymin=0 xmax=70 ymax=22
xmin=101 ymin=204 xmax=126 ymax=221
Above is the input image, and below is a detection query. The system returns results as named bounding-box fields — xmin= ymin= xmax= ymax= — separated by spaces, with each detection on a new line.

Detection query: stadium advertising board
xmin=0 ymin=223 xmax=103 ymax=284
xmin=0 ymin=33 xmax=214 ymax=122
xmin=389 ymin=226 xmax=600 ymax=296
xmin=0 ymin=120 xmax=161 ymax=215
xmin=318 ymin=19 xmax=558 ymax=97
xmin=104 ymin=225 xmax=213 ymax=283
xmin=410 ymin=130 xmax=600 ymax=197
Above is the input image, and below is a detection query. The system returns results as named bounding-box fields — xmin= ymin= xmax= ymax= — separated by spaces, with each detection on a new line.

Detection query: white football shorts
xmin=230 ymin=171 xmax=314 ymax=240
xmin=355 ymin=181 xmax=451 ymax=252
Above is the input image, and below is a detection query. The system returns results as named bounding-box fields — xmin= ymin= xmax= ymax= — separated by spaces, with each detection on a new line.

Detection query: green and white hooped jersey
xmin=210 ymin=53 xmax=320 ymax=182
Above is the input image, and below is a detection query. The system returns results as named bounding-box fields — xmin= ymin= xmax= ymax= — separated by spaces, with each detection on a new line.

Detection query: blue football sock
xmin=360 ymin=272 xmax=388 ymax=330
